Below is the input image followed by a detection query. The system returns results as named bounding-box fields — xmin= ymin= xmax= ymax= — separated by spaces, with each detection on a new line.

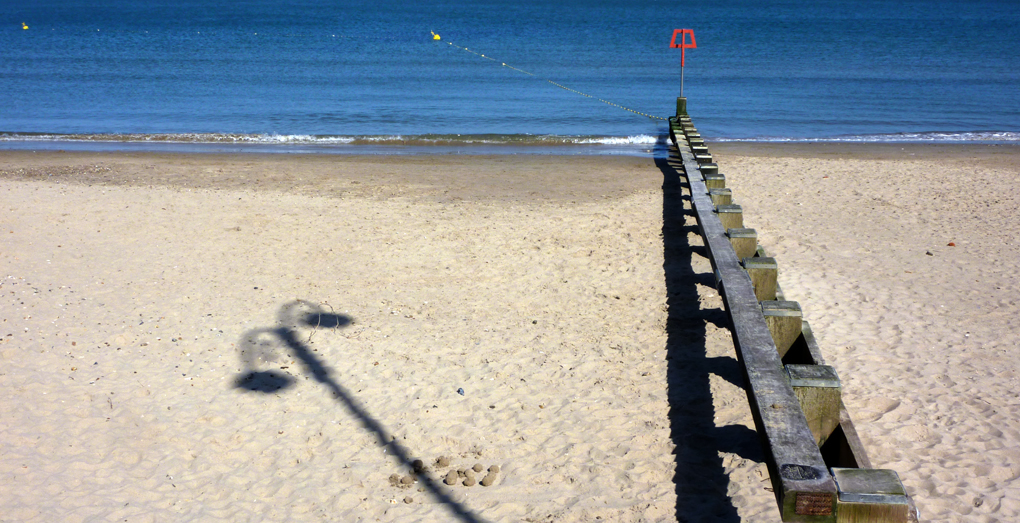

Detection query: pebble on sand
xmin=444 ymin=471 xmax=459 ymax=486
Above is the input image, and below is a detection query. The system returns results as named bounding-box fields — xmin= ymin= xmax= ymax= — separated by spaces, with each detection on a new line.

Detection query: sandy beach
xmin=2 ymin=145 xmax=1018 ymax=522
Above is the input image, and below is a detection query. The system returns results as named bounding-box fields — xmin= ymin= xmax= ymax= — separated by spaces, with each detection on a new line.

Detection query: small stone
xmin=948 ymin=242 xmax=956 ymax=247
xmin=488 ymin=465 xmax=500 ymax=474
xmin=412 ymin=459 xmax=425 ymax=473
xmin=436 ymin=456 xmax=450 ymax=468
xmin=463 ymin=476 xmax=476 ymax=487
xmin=465 ymin=469 xmax=476 ymax=480
xmin=457 ymin=387 xmax=465 ymax=396
xmin=481 ymin=472 xmax=497 ymax=487
xmin=400 ymin=475 xmax=414 ymax=485
xmin=926 ymin=250 xmax=934 ymax=256
xmin=404 ymin=496 xmax=413 ymax=504
xmin=444 ymin=471 xmax=458 ymax=486
xmin=473 ymin=463 xmax=484 ymax=473
xmin=388 ymin=473 xmax=401 ymax=486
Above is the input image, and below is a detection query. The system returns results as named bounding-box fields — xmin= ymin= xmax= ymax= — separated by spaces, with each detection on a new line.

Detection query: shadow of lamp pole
xmin=234 ymin=300 xmax=486 ymax=523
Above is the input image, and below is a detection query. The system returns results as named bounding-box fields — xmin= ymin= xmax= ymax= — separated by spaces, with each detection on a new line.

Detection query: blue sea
xmin=2 ymin=0 xmax=1019 ymax=154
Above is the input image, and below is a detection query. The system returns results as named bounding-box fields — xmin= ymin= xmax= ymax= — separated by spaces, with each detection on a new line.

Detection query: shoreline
xmin=2 ymin=136 xmax=1019 ymax=158
xmin=4 ymin=143 xmax=1017 ymax=203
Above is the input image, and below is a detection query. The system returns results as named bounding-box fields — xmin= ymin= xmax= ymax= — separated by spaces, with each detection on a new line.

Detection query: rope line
xmin=439 ymin=37 xmax=667 ymax=121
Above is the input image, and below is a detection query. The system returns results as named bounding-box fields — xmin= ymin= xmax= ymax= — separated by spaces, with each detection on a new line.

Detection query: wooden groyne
xmin=667 ymin=98 xmax=917 ymax=523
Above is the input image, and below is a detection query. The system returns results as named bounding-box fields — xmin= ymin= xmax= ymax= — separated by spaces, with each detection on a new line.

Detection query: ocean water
xmin=2 ymin=0 xmax=1019 ymax=153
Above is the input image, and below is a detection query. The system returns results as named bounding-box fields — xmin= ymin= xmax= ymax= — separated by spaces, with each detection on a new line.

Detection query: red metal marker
xmin=670 ymin=29 xmax=696 ymax=96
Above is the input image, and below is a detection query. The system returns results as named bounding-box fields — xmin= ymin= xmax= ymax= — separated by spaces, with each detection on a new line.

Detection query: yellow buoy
xmin=431 ymin=31 xmax=440 ymax=41
xmin=22 ymin=22 xmax=29 ymax=30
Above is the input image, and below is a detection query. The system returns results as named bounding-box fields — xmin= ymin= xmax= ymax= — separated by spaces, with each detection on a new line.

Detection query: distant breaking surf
xmin=0 ymin=132 xmax=664 ymax=147
xmin=713 ymin=131 xmax=1020 ymax=143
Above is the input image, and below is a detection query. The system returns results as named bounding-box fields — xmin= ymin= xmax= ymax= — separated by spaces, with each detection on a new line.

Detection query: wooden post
xmin=832 ymin=468 xmax=911 ymax=523
xmin=787 ymin=364 xmax=842 ymax=447
xmin=743 ymin=256 xmax=778 ymax=301
xmin=692 ymin=144 xmax=710 ymax=156
xmin=695 ymin=152 xmax=714 ymax=164
xmin=704 ymin=173 xmax=726 ymax=189
xmin=709 ymin=188 xmax=732 ymax=206
xmin=728 ymin=228 xmax=758 ymax=260
xmin=716 ymin=204 xmax=743 ymax=229
xmin=676 ymin=97 xmax=688 ymax=116
xmin=762 ymin=300 xmax=803 ymax=358
xmin=700 ymin=162 xmax=718 ymax=175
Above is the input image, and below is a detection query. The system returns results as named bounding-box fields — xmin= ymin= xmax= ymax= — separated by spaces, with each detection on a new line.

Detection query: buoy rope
xmin=19 ymin=24 xmax=666 ymax=121
xmin=437 ymin=35 xmax=667 ymax=121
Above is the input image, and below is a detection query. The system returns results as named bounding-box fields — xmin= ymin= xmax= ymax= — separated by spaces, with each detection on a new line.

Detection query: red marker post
xmin=670 ymin=29 xmax=697 ymax=97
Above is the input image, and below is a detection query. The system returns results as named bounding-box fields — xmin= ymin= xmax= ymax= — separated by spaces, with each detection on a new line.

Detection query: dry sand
xmin=712 ymin=143 xmax=1020 ymax=523
xmin=1 ymin=145 xmax=1018 ymax=522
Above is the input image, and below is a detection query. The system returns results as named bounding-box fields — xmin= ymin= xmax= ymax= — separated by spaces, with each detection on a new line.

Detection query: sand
xmin=1 ymin=145 xmax=1018 ymax=522
xmin=710 ymin=143 xmax=1020 ymax=522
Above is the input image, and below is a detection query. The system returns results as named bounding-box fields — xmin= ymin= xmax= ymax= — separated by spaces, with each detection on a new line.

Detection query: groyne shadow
xmin=233 ymin=300 xmax=485 ymax=523
xmin=656 ymin=156 xmax=764 ymax=522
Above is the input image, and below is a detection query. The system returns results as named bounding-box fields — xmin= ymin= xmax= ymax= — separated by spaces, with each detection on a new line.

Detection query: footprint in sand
xmin=860 ymin=397 xmax=900 ymax=422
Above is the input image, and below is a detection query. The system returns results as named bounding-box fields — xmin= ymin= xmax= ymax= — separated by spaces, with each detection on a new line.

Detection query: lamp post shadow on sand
xmin=233 ymin=300 xmax=486 ymax=523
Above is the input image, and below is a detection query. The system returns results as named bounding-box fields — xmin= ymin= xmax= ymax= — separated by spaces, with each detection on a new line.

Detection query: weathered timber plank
xmin=838 ymin=401 xmax=873 ymax=469
xmin=800 ymin=321 xmax=827 ymax=365
xmin=669 ymin=135 xmax=836 ymax=521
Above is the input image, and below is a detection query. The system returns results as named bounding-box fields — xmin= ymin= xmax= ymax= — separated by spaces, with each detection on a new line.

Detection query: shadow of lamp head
xmin=277 ymin=300 xmax=352 ymax=330
xmin=302 ymin=312 xmax=350 ymax=329
xmin=234 ymin=370 xmax=295 ymax=392
xmin=233 ymin=300 xmax=353 ymax=394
